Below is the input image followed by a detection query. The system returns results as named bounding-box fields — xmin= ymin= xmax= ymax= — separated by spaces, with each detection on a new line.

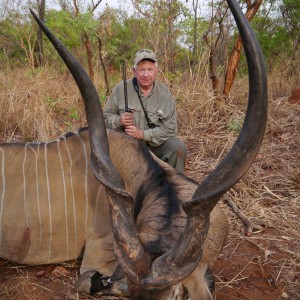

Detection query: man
xmin=103 ymin=49 xmax=186 ymax=173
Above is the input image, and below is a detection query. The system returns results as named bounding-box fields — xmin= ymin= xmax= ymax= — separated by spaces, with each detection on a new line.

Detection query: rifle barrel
xmin=123 ymin=61 xmax=129 ymax=112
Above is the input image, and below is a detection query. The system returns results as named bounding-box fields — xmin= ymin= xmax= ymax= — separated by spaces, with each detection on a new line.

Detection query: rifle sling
xmin=132 ymin=77 xmax=156 ymax=129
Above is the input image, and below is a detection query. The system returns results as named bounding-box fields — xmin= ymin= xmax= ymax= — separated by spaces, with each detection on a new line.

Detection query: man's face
xmin=134 ymin=60 xmax=158 ymax=90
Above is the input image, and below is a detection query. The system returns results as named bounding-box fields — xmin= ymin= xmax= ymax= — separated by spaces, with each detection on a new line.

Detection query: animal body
xmin=0 ymin=0 xmax=267 ymax=299
xmin=0 ymin=128 xmax=227 ymax=298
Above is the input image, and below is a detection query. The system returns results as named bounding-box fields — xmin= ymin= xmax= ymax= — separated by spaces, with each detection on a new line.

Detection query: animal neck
xmin=106 ymin=130 xmax=150 ymax=195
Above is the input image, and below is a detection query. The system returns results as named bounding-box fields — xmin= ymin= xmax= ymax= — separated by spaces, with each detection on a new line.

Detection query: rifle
xmin=123 ymin=61 xmax=132 ymax=112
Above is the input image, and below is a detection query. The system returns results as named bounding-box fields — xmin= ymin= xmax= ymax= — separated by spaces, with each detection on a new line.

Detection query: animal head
xmin=30 ymin=0 xmax=267 ymax=298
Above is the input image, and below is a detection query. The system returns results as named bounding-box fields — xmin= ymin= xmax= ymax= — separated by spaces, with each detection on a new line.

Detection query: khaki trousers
xmin=148 ymin=137 xmax=187 ymax=174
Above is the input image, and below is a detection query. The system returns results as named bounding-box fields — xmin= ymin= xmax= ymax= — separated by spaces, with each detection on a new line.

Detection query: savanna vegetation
xmin=0 ymin=0 xmax=299 ymax=299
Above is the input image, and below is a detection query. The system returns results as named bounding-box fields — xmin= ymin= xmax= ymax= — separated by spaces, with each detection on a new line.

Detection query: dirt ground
xmin=0 ymin=203 xmax=298 ymax=300
xmin=0 ymin=87 xmax=299 ymax=300
xmin=1 ymin=210 xmax=298 ymax=300
xmin=1 ymin=230 xmax=298 ymax=300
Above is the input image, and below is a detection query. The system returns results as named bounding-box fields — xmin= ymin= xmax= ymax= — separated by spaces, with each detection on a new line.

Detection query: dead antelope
xmin=0 ymin=0 xmax=267 ymax=299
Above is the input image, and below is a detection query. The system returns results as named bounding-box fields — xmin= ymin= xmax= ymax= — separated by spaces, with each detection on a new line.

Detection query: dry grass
xmin=0 ymin=64 xmax=299 ymax=299
xmin=0 ymin=68 xmax=86 ymax=142
xmin=174 ymin=69 xmax=300 ymax=299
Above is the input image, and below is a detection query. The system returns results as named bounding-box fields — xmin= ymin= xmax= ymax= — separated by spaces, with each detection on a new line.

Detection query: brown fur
xmin=0 ymin=129 xmax=229 ymax=299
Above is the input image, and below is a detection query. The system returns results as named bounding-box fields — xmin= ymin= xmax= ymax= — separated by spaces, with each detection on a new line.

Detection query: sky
xmin=47 ymin=0 xmax=209 ymax=15
xmin=0 ymin=0 xmax=211 ymax=20
xmin=49 ymin=0 xmax=131 ymax=12
xmin=0 ymin=0 xmax=128 ymax=16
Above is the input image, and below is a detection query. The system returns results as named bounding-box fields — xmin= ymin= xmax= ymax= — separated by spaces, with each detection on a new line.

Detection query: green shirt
xmin=103 ymin=79 xmax=178 ymax=147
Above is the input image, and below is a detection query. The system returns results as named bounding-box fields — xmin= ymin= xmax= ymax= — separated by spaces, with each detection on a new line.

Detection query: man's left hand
xmin=125 ymin=125 xmax=144 ymax=140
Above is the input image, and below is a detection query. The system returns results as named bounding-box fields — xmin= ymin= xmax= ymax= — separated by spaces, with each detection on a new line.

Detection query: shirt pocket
xmin=147 ymin=110 xmax=163 ymax=126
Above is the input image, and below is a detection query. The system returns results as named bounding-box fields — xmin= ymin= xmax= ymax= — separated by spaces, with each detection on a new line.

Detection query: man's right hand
xmin=119 ymin=112 xmax=134 ymax=127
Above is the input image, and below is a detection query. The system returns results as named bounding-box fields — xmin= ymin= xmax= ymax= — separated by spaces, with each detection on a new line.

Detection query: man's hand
xmin=120 ymin=112 xmax=134 ymax=127
xmin=120 ymin=112 xmax=144 ymax=140
xmin=125 ymin=125 xmax=144 ymax=140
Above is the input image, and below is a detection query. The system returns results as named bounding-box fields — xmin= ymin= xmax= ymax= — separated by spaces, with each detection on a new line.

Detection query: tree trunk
xmin=223 ymin=0 xmax=263 ymax=97
xmin=83 ymin=33 xmax=94 ymax=81
xmin=202 ymin=1 xmax=226 ymax=97
xmin=97 ymin=34 xmax=110 ymax=96
xmin=36 ymin=0 xmax=45 ymax=67
xmin=73 ymin=0 xmax=95 ymax=81
xmin=191 ymin=0 xmax=199 ymax=68
xmin=203 ymin=34 xmax=221 ymax=95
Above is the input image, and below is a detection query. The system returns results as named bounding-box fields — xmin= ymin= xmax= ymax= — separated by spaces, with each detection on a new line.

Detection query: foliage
xmin=280 ymin=0 xmax=300 ymax=39
xmin=42 ymin=9 xmax=100 ymax=61
xmin=42 ymin=10 xmax=81 ymax=59
xmin=45 ymin=10 xmax=82 ymax=49
xmin=102 ymin=15 xmax=150 ymax=68
xmin=0 ymin=0 xmax=299 ymax=86
xmin=227 ymin=117 xmax=242 ymax=134
xmin=254 ymin=0 xmax=299 ymax=65
xmin=0 ymin=10 xmax=36 ymax=66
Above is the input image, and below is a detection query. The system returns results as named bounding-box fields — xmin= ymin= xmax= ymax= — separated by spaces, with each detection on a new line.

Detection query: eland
xmin=0 ymin=0 xmax=267 ymax=299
